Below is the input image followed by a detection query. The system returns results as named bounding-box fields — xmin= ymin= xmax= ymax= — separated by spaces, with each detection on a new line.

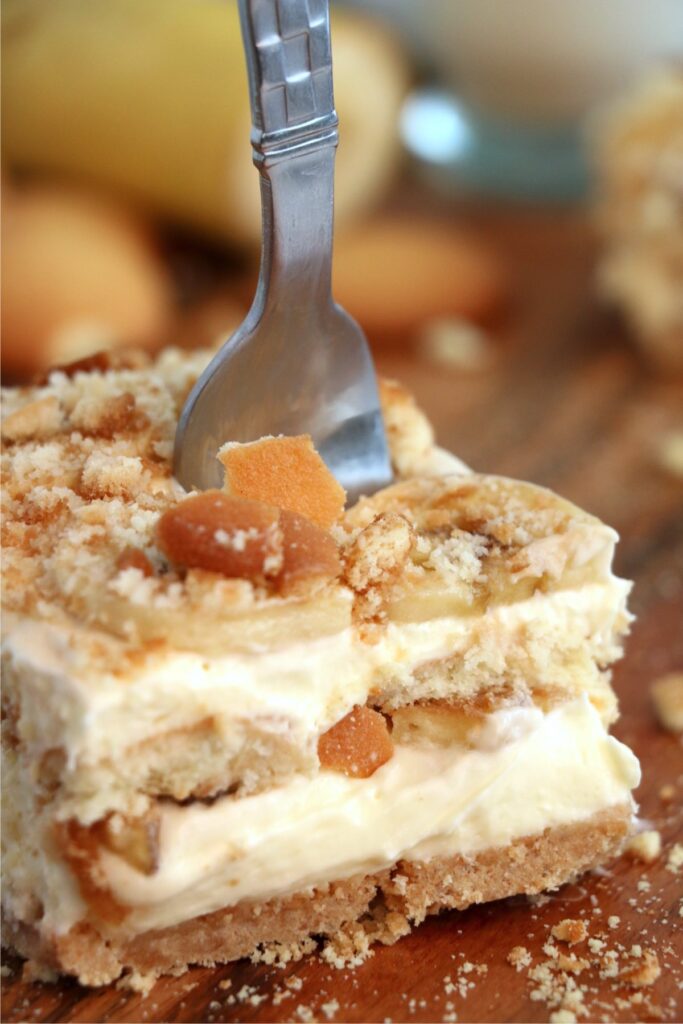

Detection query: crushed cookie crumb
xmin=621 ymin=949 xmax=661 ymax=988
xmin=326 ymin=934 xmax=374 ymax=969
xmin=1 ymin=396 xmax=62 ymax=443
xmin=234 ymin=983 xmax=267 ymax=1007
xmin=528 ymin=959 xmax=586 ymax=1018
xmin=321 ymin=998 xmax=340 ymax=1019
xmin=81 ymin=450 xmax=145 ymax=498
xmin=556 ymin=953 xmax=590 ymax=975
xmin=551 ymin=919 xmax=587 ymax=945
xmin=507 ymin=946 xmax=532 ymax=971
xmin=251 ymin=938 xmax=316 ymax=967
xmin=21 ymin=960 xmax=58 ymax=984
xmin=666 ymin=843 xmax=683 ymax=873
xmin=120 ymin=970 xmax=155 ymax=994
xmin=626 ymin=829 xmax=662 ymax=863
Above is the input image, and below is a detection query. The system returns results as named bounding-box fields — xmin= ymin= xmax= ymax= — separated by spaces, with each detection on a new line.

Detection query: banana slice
xmin=97 ymin=812 xmax=160 ymax=876
xmin=390 ymin=701 xmax=486 ymax=748
xmin=89 ymin=583 xmax=352 ymax=655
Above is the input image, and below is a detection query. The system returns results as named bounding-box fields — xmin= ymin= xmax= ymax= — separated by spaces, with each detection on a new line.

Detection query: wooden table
xmin=2 ymin=203 xmax=682 ymax=1023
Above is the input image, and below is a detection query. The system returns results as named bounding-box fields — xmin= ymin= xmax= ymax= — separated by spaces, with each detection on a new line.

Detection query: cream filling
xmin=5 ymin=577 xmax=631 ymax=775
xmin=84 ymin=696 xmax=638 ymax=937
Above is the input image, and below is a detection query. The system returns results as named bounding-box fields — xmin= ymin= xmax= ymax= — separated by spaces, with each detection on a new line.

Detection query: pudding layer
xmin=3 ymin=577 xmax=630 ymax=821
xmin=15 ymin=696 xmax=638 ymax=939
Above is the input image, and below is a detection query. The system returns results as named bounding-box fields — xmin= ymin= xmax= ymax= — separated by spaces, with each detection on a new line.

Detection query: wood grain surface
xmin=2 ymin=203 xmax=682 ymax=1023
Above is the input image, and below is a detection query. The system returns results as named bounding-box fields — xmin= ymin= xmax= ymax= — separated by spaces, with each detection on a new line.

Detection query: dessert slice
xmin=593 ymin=67 xmax=683 ymax=370
xmin=1 ymin=348 xmax=639 ymax=986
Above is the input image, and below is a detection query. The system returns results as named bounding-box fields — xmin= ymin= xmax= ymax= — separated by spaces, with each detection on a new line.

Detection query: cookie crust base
xmin=2 ymin=804 xmax=632 ymax=987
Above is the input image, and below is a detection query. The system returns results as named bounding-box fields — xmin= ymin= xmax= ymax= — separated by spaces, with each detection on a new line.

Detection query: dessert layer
xmin=3 ymin=805 xmax=632 ymax=988
xmin=2 ymin=340 xmax=621 ymax=662
xmin=3 ymin=577 xmax=630 ymax=819
xmin=1 ymin=349 xmax=464 ymax=640
xmin=99 ymin=698 xmax=639 ymax=935
xmin=3 ymin=696 xmax=637 ymax=941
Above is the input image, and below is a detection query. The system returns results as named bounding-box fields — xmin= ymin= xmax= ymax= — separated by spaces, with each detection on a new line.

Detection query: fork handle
xmin=238 ymin=0 xmax=339 ymax=166
xmin=238 ymin=0 xmax=338 ymax=304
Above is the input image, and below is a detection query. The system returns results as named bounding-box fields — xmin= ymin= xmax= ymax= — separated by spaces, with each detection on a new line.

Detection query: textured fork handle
xmin=238 ymin=0 xmax=339 ymax=164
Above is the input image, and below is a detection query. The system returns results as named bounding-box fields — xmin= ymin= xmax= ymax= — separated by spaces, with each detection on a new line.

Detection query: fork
xmin=174 ymin=0 xmax=393 ymax=504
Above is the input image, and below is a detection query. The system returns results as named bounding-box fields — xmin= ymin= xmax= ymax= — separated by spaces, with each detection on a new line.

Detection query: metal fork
xmin=174 ymin=0 xmax=392 ymax=503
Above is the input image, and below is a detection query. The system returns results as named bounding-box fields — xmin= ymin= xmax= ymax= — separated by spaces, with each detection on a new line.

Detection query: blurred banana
xmin=2 ymin=0 xmax=409 ymax=246
xmin=1 ymin=183 xmax=172 ymax=378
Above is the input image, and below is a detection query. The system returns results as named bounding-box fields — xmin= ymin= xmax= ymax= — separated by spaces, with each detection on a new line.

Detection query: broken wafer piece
xmin=318 ymin=705 xmax=394 ymax=778
xmin=157 ymin=491 xmax=341 ymax=595
xmin=218 ymin=434 xmax=346 ymax=529
xmin=278 ymin=509 xmax=341 ymax=597
xmin=157 ymin=490 xmax=283 ymax=580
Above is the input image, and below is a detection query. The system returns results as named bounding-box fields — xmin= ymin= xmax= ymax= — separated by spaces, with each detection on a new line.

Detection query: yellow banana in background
xmin=2 ymin=0 xmax=409 ymax=247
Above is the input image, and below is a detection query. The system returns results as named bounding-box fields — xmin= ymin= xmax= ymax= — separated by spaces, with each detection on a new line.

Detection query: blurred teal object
xmin=401 ymin=91 xmax=588 ymax=201
xmin=339 ymin=0 xmax=683 ymax=202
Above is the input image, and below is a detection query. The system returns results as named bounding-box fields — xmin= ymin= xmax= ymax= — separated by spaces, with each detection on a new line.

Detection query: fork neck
xmin=254 ymin=146 xmax=335 ymax=312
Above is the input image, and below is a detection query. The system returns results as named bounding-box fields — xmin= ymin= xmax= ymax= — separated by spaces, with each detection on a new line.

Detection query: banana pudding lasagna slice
xmin=1 ymin=348 xmax=640 ymax=986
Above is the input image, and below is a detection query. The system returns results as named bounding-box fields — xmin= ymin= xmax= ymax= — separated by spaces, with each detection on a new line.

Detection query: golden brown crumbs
xmin=343 ymin=512 xmax=414 ymax=593
xmin=551 ymin=919 xmax=588 ymax=945
xmin=625 ymin=829 xmax=662 ymax=864
xmin=343 ymin=511 xmax=414 ymax=622
xmin=621 ymin=949 xmax=661 ymax=988
xmin=666 ymin=843 xmax=683 ymax=873
xmin=555 ymin=953 xmax=589 ymax=975
xmin=71 ymin=392 xmax=147 ymax=438
xmin=507 ymin=945 xmax=532 ymax=971
xmin=1 ymin=396 xmax=62 ymax=443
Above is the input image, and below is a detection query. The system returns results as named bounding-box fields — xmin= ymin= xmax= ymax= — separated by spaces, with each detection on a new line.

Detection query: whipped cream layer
xmin=81 ymin=696 xmax=639 ymax=937
xmin=5 ymin=578 xmax=631 ymax=779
